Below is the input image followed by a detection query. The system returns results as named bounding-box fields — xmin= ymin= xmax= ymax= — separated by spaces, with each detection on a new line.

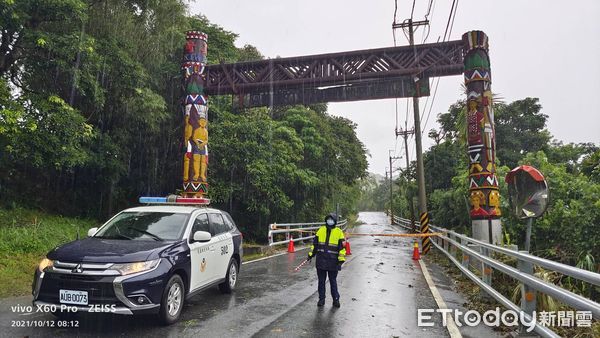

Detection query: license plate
xmin=59 ymin=289 xmax=88 ymax=305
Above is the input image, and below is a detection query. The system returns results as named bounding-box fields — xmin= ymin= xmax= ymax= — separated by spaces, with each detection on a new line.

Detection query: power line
xmin=447 ymin=0 xmax=459 ymax=40
xmin=424 ymin=0 xmax=434 ymax=20
xmin=392 ymin=0 xmax=400 ymax=157
xmin=421 ymin=0 xmax=446 ymax=127
xmin=401 ymin=134 xmax=415 ymax=176
xmin=420 ymin=25 xmax=430 ymax=44
xmin=405 ymin=98 xmax=409 ymax=127
xmin=401 ymin=19 xmax=411 ymax=42
xmin=392 ymin=0 xmax=399 ymax=46
xmin=420 ymin=37 xmax=441 ymax=130
xmin=421 ymin=78 xmax=432 ymax=120
xmin=395 ymin=98 xmax=399 ymax=131
xmin=421 ymin=0 xmax=460 ymax=136
xmin=422 ymin=77 xmax=441 ymax=134
xmin=443 ymin=0 xmax=457 ymax=42
xmin=393 ymin=125 xmax=400 ymax=155
xmin=421 ymin=0 xmax=436 ymax=44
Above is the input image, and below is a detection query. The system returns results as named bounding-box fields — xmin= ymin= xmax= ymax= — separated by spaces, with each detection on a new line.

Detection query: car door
xmin=208 ymin=213 xmax=234 ymax=281
xmin=188 ymin=213 xmax=217 ymax=291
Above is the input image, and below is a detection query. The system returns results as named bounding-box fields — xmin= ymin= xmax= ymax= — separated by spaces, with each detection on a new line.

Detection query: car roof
xmin=123 ymin=205 xmax=223 ymax=214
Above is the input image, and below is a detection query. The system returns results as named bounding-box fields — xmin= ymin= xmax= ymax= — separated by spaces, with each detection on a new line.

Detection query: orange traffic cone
xmin=412 ymin=241 xmax=420 ymax=260
xmin=287 ymin=238 xmax=295 ymax=253
xmin=344 ymin=240 xmax=352 ymax=255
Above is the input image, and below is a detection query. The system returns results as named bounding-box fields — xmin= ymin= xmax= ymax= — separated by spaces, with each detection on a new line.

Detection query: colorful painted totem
xmin=182 ymin=31 xmax=209 ymax=198
xmin=462 ymin=31 xmax=502 ymax=244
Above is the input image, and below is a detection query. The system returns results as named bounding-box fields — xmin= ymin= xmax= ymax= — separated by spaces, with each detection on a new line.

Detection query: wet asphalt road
xmin=1 ymin=212 xmax=450 ymax=337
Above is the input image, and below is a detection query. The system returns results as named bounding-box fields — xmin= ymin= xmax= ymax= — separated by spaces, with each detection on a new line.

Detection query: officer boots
xmin=317 ymin=299 xmax=325 ymax=307
xmin=333 ymin=299 xmax=340 ymax=308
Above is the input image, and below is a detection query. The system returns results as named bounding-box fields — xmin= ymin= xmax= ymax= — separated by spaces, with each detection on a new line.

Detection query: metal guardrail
xmin=391 ymin=215 xmax=600 ymax=338
xmin=393 ymin=216 xmax=415 ymax=231
xmin=267 ymin=219 xmax=348 ymax=246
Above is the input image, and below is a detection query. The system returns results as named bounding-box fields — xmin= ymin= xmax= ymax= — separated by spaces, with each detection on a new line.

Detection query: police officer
xmin=307 ymin=213 xmax=346 ymax=308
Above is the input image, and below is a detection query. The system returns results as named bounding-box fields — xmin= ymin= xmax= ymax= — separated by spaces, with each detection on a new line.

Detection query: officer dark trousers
xmin=317 ymin=269 xmax=339 ymax=301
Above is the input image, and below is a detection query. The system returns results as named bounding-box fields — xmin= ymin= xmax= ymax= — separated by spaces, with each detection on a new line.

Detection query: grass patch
xmin=0 ymin=207 xmax=99 ymax=298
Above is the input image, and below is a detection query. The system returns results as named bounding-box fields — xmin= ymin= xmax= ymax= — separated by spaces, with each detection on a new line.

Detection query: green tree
xmin=205 ymin=105 xmax=367 ymax=239
xmin=546 ymin=141 xmax=598 ymax=175
xmin=581 ymin=149 xmax=600 ymax=182
xmin=237 ymin=44 xmax=263 ymax=62
xmin=423 ymin=139 xmax=462 ymax=193
xmin=357 ymin=173 xmax=387 ymax=211
xmin=436 ymin=102 xmax=464 ymax=142
xmin=494 ymin=98 xmax=551 ymax=168
xmin=0 ymin=0 xmax=87 ymax=77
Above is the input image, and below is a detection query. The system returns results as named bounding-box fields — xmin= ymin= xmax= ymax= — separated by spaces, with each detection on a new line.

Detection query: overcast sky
xmin=191 ymin=0 xmax=600 ymax=175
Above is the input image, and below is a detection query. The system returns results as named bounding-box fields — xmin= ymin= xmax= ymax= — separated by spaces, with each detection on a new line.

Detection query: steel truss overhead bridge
xmin=204 ymin=40 xmax=464 ymax=107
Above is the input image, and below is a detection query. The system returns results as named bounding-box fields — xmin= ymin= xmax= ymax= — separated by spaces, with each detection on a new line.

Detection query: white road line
xmin=419 ymin=259 xmax=463 ymax=338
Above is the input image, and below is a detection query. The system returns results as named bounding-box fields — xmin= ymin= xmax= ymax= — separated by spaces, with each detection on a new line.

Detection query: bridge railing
xmin=392 ymin=215 xmax=600 ymax=338
xmin=267 ymin=219 xmax=348 ymax=247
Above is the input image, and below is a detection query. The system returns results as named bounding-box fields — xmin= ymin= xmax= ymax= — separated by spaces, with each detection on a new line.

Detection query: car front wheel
xmin=218 ymin=258 xmax=238 ymax=294
xmin=159 ymin=274 xmax=184 ymax=325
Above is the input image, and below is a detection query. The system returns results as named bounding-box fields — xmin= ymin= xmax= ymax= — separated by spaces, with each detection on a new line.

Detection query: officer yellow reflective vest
xmin=308 ymin=226 xmax=346 ymax=271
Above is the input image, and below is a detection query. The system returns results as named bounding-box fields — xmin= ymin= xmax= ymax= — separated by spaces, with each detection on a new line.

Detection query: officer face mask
xmin=326 ymin=218 xmax=335 ymax=228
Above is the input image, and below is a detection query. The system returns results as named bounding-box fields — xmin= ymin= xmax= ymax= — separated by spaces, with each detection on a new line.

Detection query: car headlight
xmin=112 ymin=259 xmax=161 ymax=275
xmin=38 ymin=258 xmax=54 ymax=272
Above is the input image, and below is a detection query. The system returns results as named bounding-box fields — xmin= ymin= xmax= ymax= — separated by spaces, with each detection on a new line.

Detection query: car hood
xmin=47 ymin=237 xmax=177 ymax=263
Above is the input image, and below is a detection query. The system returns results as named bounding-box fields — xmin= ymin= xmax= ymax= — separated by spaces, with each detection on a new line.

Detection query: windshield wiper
xmin=128 ymin=227 xmax=164 ymax=241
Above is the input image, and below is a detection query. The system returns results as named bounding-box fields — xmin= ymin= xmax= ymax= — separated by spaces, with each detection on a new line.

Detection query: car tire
xmin=218 ymin=258 xmax=238 ymax=294
xmin=159 ymin=274 xmax=185 ymax=325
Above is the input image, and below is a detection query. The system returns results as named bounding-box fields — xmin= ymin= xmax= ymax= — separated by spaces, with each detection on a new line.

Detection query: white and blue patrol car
xmin=32 ymin=205 xmax=243 ymax=325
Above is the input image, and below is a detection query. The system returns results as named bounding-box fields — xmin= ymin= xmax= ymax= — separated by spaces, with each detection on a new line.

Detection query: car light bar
xmin=139 ymin=196 xmax=210 ymax=205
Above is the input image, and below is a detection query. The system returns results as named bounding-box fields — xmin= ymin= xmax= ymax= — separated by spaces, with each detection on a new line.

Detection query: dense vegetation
xmin=0 ymin=208 xmax=96 ymax=297
xmin=0 ymin=0 xmax=367 ymax=241
xmin=381 ymin=97 xmax=599 ymax=264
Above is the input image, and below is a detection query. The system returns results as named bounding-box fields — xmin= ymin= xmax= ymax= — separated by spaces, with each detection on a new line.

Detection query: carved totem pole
xmin=181 ymin=31 xmax=209 ymax=199
xmin=462 ymin=31 xmax=502 ymax=244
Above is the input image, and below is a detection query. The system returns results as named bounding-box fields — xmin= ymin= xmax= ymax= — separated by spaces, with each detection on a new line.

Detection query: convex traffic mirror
xmin=505 ymin=165 xmax=549 ymax=219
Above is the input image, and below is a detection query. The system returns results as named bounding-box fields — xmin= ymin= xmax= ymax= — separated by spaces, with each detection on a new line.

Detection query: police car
xmin=32 ymin=205 xmax=243 ymax=325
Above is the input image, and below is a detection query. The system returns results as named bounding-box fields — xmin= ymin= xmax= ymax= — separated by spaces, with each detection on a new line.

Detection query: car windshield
xmin=94 ymin=212 xmax=188 ymax=241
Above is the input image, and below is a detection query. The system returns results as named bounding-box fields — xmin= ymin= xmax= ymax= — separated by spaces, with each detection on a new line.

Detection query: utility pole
xmin=389 ymin=150 xmax=401 ymax=224
xmin=385 ymin=168 xmax=389 ymax=216
xmin=393 ymin=18 xmax=431 ymax=253
xmin=396 ymin=120 xmax=416 ymax=232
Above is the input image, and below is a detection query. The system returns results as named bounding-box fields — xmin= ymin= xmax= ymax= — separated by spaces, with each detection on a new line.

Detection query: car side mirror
xmin=87 ymin=227 xmax=98 ymax=237
xmin=193 ymin=231 xmax=211 ymax=242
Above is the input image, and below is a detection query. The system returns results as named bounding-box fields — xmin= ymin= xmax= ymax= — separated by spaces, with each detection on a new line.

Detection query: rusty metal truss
xmin=204 ymin=40 xmax=464 ymax=107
